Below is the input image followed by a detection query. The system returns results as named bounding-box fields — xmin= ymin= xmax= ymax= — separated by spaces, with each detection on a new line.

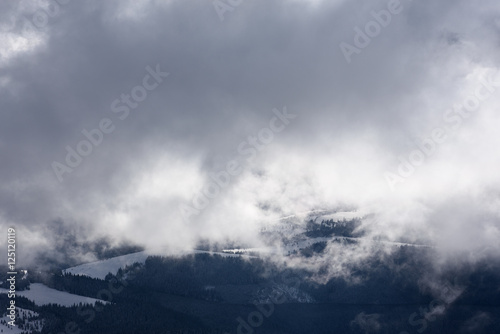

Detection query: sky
xmin=1 ymin=0 xmax=500 ymax=268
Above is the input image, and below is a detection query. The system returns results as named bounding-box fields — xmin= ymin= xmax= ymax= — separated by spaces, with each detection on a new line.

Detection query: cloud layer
xmin=1 ymin=0 xmax=500 ymax=267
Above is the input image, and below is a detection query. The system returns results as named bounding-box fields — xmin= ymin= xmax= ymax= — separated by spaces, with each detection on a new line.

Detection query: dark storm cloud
xmin=0 ymin=0 xmax=499 ymax=266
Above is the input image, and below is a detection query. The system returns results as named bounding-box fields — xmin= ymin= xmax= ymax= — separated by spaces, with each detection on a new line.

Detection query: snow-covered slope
xmin=63 ymin=250 xmax=150 ymax=280
xmin=0 ymin=283 xmax=107 ymax=307
xmin=313 ymin=211 xmax=364 ymax=223
xmin=0 ymin=308 xmax=43 ymax=334
xmin=64 ymin=249 xmax=245 ymax=280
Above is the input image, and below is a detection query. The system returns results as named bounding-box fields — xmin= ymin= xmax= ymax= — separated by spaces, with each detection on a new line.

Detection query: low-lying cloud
xmin=0 ymin=0 xmax=499 ymax=274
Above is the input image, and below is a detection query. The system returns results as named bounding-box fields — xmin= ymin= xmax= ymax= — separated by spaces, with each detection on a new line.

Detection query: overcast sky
xmin=1 ymin=0 xmax=500 ymax=267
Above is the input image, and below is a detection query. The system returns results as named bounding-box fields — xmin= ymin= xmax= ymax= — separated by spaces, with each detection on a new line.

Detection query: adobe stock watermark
xmin=340 ymin=0 xmax=411 ymax=64
xmin=213 ymin=0 xmax=244 ymax=22
xmin=227 ymin=270 xmax=301 ymax=334
xmin=22 ymin=0 xmax=72 ymax=34
xmin=179 ymin=107 xmax=296 ymax=222
xmin=51 ymin=64 xmax=169 ymax=182
xmin=398 ymin=280 xmax=460 ymax=334
xmin=6 ymin=227 xmax=17 ymax=328
xmin=384 ymin=70 xmax=500 ymax=191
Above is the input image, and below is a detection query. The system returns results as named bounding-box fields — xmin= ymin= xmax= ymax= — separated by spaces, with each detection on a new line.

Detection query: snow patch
xmin=0 ymin=283 xmax=108 ymax=307
xmin=63 ymin=251 xmax=150 ymax=280
xmin=0 ymin=307 xmax=43 ymax=334
xmin=314 ymin=211 xmax=364 ymax=223
xmin=64 ymin=249 xmax=247 ymax=280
